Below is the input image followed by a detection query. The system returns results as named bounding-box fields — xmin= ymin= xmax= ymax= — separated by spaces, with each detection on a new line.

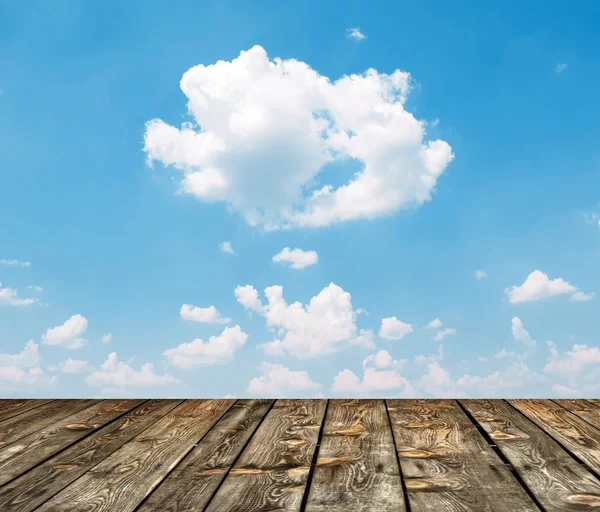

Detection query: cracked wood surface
xmin=2 ymin=399 xmax=600 ymax=511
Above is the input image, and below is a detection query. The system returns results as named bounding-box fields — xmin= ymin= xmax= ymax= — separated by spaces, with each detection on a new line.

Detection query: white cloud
xmin=474 ymin=270 xmax=487 ymax=280
xmin=332 ymin=350 xmax=411 ymax=396
xmin=495 ymin=348 xmax=516 ymax=359
xmin=555 ymin=63 xmax=568 ymax=75
xmin=0 ymin=341 xmax=56 ymax=388
xmin=236 ymin=282 xmax=374 ymax=358
xmin=0 ymin=282 xmax=39 ymax=307
xmin=86 ymin=352 xmax=179 ymax=391
xmin=505 ymin=270 xmax=592 ymax=303
xmin=51 ymin=358 xmax=92 ymax=374
xmin=143 ymin=46 xmax=453 ymax=230
xmin=164 ymin=325 xmax=248 ymax=368
xmin=0 ymin=259 xmax=31 ymax=267
xmin=544 ymin=342 xmax=600 ymax=378
xmin=27 ymin=285 xmax=44 ymax=293
xmin=552 ymin=383 xmax=578 ymax=396
xmin=379 ymin=316 xmax=413 ymax=341
xmin=433 ymin=327 xmax=456 ymax=342
xmin=220 ymin=241 xmax=235 ymax=254
xmin=511 ymin=317 xmax=536 ymax=349
xmin=180 ymin=304 xmax=231 ymax=324
xmin=272 ymin=247 xmax=318 ymax=269
xmin=41 ymin=314 xmax=88 ymax=349
xmin=101 ymin=333 xmax=112 ymax=344
xmin=247 ymin=362 xmax=321 ymax=396
xmin=425 ymin=318 xmax=442 ymax=329
xmin=346 ymin=27 xmax=367 ymax=41
xmin=571 ymin=291 xmax=595 ymax=302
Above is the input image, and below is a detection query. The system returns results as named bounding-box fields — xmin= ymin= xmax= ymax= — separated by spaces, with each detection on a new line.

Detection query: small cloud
xmin=425 ymin=318 xmax=443 ymax=329
xmin=477 ymin=356 xmax=488 ymax=362
xmin=552 ymin=383 xmax=578 ymax=396
xmin=571 ymin=291 xmax=595 ymax=302
xmin=272 ymin=247 xmax=318 ymax=270
xmin=474 ymin=270 xmax=488 ymax=280
xmin=430 ymin=118 xmax=440 ymax=127
xmin=41 ymin=314 xmax=88 ymax=349
xmin=355 ymin=308 xmax=368 ymax=316
xmin=379 ymin=317 xmax=413 ymax=341
xmin=511 ymin=316 xmax=536 ymax=349
xmin=0 ymin=282 xmax=40 ymax=307
xmin=0 ymin=259 xmax=31 ymax=267
xmin=505 ymin=270 xmax=586 ymax=303
xmin=495 ymin=348 xmax=515 ymax=359
xmin=220 ymin=241 xmax=235 ymax=254
xmin=180 ymin=304 xmax=231 ymax=324
xmin=346 ymin=27 xmax=367 ymax=41
xmin=101 ymin=333 xmax=112 ymax=344
xmin=433 ymin=328 xmax=457 ymax=342
xmin=50 ymin=358 xmax=93 ymax=374
xmin=27 ymin=285 xmax=44 ymax=293
xmin=555 ymin=62 xmax=568 ymax=75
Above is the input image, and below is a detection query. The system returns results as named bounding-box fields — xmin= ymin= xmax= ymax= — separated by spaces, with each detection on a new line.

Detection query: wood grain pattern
xmin=461 ymin=399 xmax=600 ymax=511
xmin=138 ymin=399 xmax=273 ymax=512
xmin=305 ymin=399 xmax=406 ymax=512
xmin=554 ymin=399 xmax=600 ymax=430
xmin=0 ymin=399 xmax=53 ymax=422
xmin=0 ymin=399 xmax=98 ymax=447
xmin=387 ymin=399 xmax=538 ymax=511
xmin=0 ymin=399 xmax=182 ymax=512
xmin=0 ymin=399 xmax=143 ymax=485
xmin=205 ymin=399 xmax=327 ymax=512
xmin=510 ymin=399 xmax=600 ymax=477
xmin=35 ymin=399 xmax=234 ymax=512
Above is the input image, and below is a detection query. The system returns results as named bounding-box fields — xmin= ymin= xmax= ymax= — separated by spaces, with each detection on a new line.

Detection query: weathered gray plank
xmin=305 ymin=399 xmax=406 ymax=512
xmin=35 ymin=399 xmax=234 ymax=512
xmin=0 ymin=399 xmax=181 ymax=512
xmin=0 ymin=399 xmax=143 ymax=485
xmin=462 ymin=399 xmax=600 ymax=511
xmin=0 ymin=399 xmax=98 ymax=447
xmin=510 ymin=399 xmax=600 ymax=477
xmin=205 ymin=399 xmax=327 ymax=512
xmin=387 ymin=399 xmax=538 ymax=511
xmin=138 ymin=399 xmax=273 ymax=511
xmin=0 ymin=400 xmax=53 ymax=422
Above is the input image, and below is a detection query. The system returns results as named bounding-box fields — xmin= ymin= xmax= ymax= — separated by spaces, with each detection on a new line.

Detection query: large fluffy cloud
xmin=505 ymin=270 xmax=593 ymax=303
xmin=235 ymin=282 xmax=374 ymax=358
xmin=164 ymin=325 xmax=248 ymax=368
xmin=144 ymin=46 xmax=453 ymax=229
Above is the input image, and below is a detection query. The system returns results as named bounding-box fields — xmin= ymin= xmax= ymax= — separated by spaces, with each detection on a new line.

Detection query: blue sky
xmin=1 ymin=0 xmax=599 ymax=398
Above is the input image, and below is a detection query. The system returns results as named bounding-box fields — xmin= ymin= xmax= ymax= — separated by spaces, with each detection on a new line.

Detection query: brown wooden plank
xmin=138 ymin=399 xmax=273 ymax=511
xmin=386 ymin=399 xmax=538 ymax=511
xmin=0 ymin=399 xmax=182 ymax=512
xmin=36 ymin=399 xmax=234 ymax=512
xmin=554 ymin=399 xmax=600 ymax=430
xmin=462 ymin=399 xmax=600 ymax=511
xmin=0 ymin=399 xmax=144 ymax=485
xmin=0 ymin=399 xmax=98 ymax=447
xmin=304 ymin=399 xmax=405 ymax=512
xmin=205 ymin=399 xmax=327 ymax=512
xmin=510 ymin=399 xmax=600 ymax=477
xmin=0 ymin=399 xmax=53 ymax=422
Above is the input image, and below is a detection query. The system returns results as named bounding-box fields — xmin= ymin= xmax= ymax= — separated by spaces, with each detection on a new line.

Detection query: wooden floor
xmin=2 ymin=400 xmax=600 ymax=511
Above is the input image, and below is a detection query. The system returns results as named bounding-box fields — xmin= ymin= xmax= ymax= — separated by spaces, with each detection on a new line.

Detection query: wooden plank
xmin=205 ymin=399 xmax=327 ymax=512
xmin=0 ymin=399 xmax=98 ymax=447
xmin=35 ymin=399 xmax=234 ymax=512
xmin=0 ymin=399 xmax=182 ymax=512
xmin=304 ymin=399 xmax=406 ymax=512
xmin=138 ymin=399 xmax=273 ymax=511
xmin=462 ymin=399 xmax=600 ymax=511
xmin=0 ymin=399 xmax=53 ymax=422
xmin=0 ymin=399 xmax=143 ymax=485
xmin=386 ymin=399 xmax=538 ymax=511
xmin=554 ymin=399 xmax=600 ymax=429
xmin=510 ymin=399 xmax=600 ymax=476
